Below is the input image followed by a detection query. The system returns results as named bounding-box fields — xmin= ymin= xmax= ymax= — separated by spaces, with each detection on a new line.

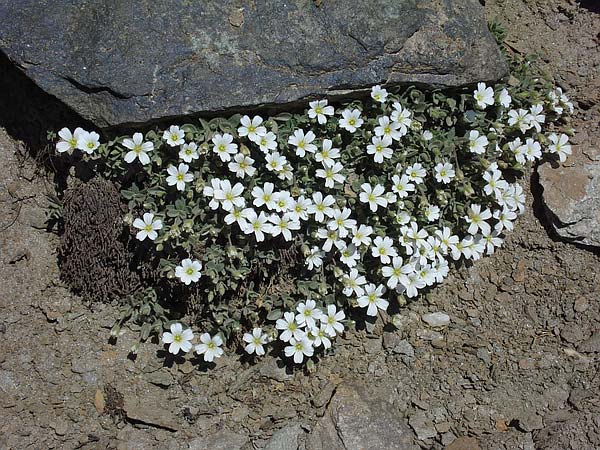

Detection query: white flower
xmin=405 ymin=163 xmax=426 ymax=184
xmin=308 ymin=99 xmax=335 ymax=124
xmin=548 ymin=133 xmax=572 ymax=163
xmin=473 ymin=82 xmax=494 ymax=109
xmin=175 ymin=258 xmax=202 ymax=285
xmin=214 ymin=180 xmax=245 ymax=212
xmin=212 ymin=133 xmax=238 ymax=162
xmin=306 ymin=246 xmax=324 ymax=270
xmin=464 ymin=204 xmax=492 ymax=235
xmin=424 ymin=205 xmax=440 ymax=222
xmin=265 ymin=151 xmax=287 ymax=172
xmin=315 ymin=139 xmax=340 ymax=166
xmin=434 ymin=162 xmax=455 ymax=184
xmin=359 ymin=183 xmax=387 ymax=212
xmin=269 ymin=213 xmax=300 ymax=241
xmin=327 ymin=207 xmax=356 ymax=238
xmin=316 ymin=161 xmax=345 ymax=188
xmin=371 ymin=85 xmax=388 ymax=103
xmin=493 ymin=207 xmax=517 ymax=232
xmin=195 ymin=333 xmax=224 ymax=362
xmin=357 ymin=283 xmax=388 ymax=316
xmin=321 ymin=304 xmax=345 ymax=336
xmin=529 ymin=104 xmax=545 ymax=133
xmin=56 ymin=127 xmax=86 ymax=153
xmin=468 ymin=130 xmax=488 ymax=155
xmin=133 ymin=212 xmax=163 ymax=241
xmin=284 ymin=337 xmax=313 ymax=364
xmin=162 ymin=323 xmax=194 ymax=355
xmin=278 ymin=164 xmax=294 ymax=182
xmin=497 ymin=88 xmax=512 ymax=108
xmin=166 ymin=163 xmax=194 ymax=191
xmin=400 ymin=272 xmax=426 ymax=298
xmin=374 ymin=116 xmax=402 ymax=141
xmin=310 ymin=325 xmax=332 ymax=349
xmin=288 ymin=129 xmax=317 ymax=157
xmin=367 ymin=135 xmax=393 ymax=163
xmin=435 ymin=226 xmax=459 ymax=253
xmin=238 ymin=115 xmax=267 ymax=142
xmin=391 ymin=174 xmax=415 ymax=198
xmin=317 ymin=227 xmax=341 ymax=253
xmin=252 ymin=182 xmax=276 ymax=210
xmin=243 ymin=328 xmax=268 ymax=356
xmin=342 ymin=268 xmax=367 ymax=297
xmin=273 ymin=191 xmax=294 ymax=213
xmin=308 ymin=192 xmax=336 ymax=222
xmin=508 ymin=138 xmax=527 ymax=164
xmin=243 ymin=209 xmax=272 ymax=242
xmin=162 ymin=125 xmax=185 ymax=147
xmin=339 ymin=108 xmax=364 ymax=133
xmin=276 ymin=312 xmax=304 ymax=342
xmin=124 ymin=132 xmax=154 ymax=165
xmin=524 ymin=138 xmax=542 ymax=161
xmin=391 ymin=102 xmax=412 ymax=134
xmin=76 ymin=130 xmax=101 ymax=154
xmin=179 ymin=142 xmax=199 ymax=163
xmin=508 ymin=109 xmax=532 ymax=133
xmin=224 ymin=206 xmax=251 ymax=229
xmin=481 ymin=229 xmax=503 ymax=255
xmin=289 ymin=195 xmax=311 ymax=222
xmin=381 ymin=256 xmax=412 ymax=290
xmin=351 ymin=224 xmax=373 ymax=247
xmin=337 ymin=241 xmax=360 ymax=267
xmin=228 ymin=153 xmax=256 ymax=178
xmin=422 ymin=130 xmax=433 ymax=141
xmin=257 ymin=131 xmax=278 ymax=153
xmin=296 ymin=299 xmax=324 ymax=329
xmin=372 ymin=236 xmax=397 ymax=264
xmin=202 ymin=178 xmax=222 ymax=210
xmin=483 ymin=170 xmax=509 ymax=199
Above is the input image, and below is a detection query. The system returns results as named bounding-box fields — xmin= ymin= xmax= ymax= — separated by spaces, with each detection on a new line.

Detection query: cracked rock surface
xmin=0 ymin=0 xmax=506 ymax=128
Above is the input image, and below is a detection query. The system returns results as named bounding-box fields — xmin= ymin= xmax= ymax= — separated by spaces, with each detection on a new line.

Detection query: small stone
xmin=495 ymin=418 xmax=509 ymax=431
xmin=519 ymin=358 xmax=536 ymax=370
xmin=417 ymin=329 xmax=443 ymax=341
xmin=94 ymin=389 xmax=105 ymax=414
xmin=446 ymin=436 xmax=482 ymax=450
xmin=409 ymin=413 xmax=437 ymax=440
xmin=395 ymin=340 xmax=415 ymax=357
xmin=476 ymin=348 xmax=491 ymax=365
xmin=435 ymin=422 xmax=451 ymax=433
xmin=422 ymin=312 xmax=451 ymax=327
xmin=189 ymin=430 xmax=248 ymax=450
xmin=578 ymin=332 xmax=600 ymax=353
xmin=264 ymin=424 xmax=304 ymax=450
xmin=441 ymin=432 xmax=457 ymax=446
xmin=561 ymin=326 xmax=585 ymax=344
xmin=259 ymin=357 xmax=293 ymax=382
xmin=574 ymin=297 xmax=589 ymax=313
xmin=517 ymin=412 xmax=543 ymax=431
xmin=364 ymin=337 xmax=382 ymax=354
xmin=50 ymin=419 xmax=69 ymax=436
xmin=146 ymin=369 xmax=172 ymax=387
xmin=383 ymin=331 xmax=402 ymax=350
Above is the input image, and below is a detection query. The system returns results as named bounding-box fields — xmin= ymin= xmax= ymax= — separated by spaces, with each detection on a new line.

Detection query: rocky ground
xmin=1 ymin=1 xmax=599 ymax=449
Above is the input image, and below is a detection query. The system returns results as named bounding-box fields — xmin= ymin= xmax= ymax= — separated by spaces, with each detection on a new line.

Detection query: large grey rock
xmin=0 ymin=0 xmax=507 ymax=129
xmin=538 ymin=136 xmax=600 ymax=247
xmin=307 ymin=383 xmax=417 ymax=450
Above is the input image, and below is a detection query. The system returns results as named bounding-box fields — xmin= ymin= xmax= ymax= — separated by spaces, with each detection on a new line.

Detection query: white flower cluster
xmin=160 ymin=300 xmax=344 ymax=364
xmin=56 ymin=79 xmax=574 ymax=365
xmin=276 ymin=301 xmax=345 ymax=363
